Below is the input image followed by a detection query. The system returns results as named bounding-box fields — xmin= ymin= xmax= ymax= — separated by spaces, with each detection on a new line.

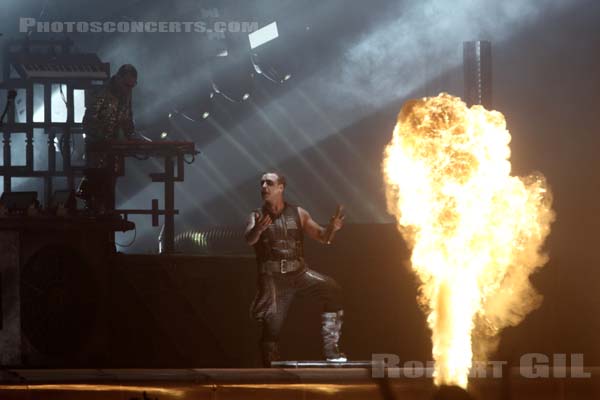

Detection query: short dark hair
xmin=264 ymin=171 xmax=286 ymax=188
xmin=116 ymin=64 xmax=138 ymax=79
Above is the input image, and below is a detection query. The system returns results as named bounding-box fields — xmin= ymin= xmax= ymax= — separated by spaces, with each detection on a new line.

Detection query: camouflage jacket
xmin=82 ymin=78 xmax=134 ymax=143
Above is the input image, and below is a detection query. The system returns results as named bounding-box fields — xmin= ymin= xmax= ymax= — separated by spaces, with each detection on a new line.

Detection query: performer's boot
xmin=321 ymin=310 xmax=347 ymax=362
xmin=261 ymin=341 xmax=281 ymax=367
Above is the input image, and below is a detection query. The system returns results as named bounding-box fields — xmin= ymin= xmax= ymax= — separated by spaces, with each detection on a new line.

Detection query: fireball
xmin=382 ymin=93 xmax=554 ymax=388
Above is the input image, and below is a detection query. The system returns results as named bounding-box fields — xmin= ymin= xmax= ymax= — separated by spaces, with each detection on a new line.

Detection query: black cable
xmin=0 ymin=90 xmax=17 ymax=128
xmin=59 ymin=84 xmax=68 ymax=106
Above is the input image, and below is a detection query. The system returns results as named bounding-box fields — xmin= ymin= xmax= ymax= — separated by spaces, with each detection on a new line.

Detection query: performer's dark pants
xmin=82 ymin=167 xmax=115 ymax=212
xmin=252 ymin=266 xmax=343 ymax=344
xmin=82 ymin=148 xmax=117 ymax=213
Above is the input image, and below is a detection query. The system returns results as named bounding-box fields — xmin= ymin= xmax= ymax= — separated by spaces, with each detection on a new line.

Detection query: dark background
xmin=1 ymin=0 xmax=599 ymax=367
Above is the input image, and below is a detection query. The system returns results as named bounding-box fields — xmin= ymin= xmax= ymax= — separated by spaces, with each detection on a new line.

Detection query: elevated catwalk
xmin=0 ymin=367 xmax=596 ymax=400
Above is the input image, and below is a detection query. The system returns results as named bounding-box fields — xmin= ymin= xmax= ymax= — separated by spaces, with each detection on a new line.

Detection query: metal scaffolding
xmin=0 ymin=37 xmax=110 ymax=206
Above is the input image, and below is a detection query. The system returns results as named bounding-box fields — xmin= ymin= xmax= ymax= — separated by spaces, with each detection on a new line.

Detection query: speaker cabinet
xmin=0 ymin=219 xmax=115 ymax=366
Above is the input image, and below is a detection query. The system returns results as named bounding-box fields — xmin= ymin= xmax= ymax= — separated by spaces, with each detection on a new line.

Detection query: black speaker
xmin=0 ymin=220 xmax=113 ymax=367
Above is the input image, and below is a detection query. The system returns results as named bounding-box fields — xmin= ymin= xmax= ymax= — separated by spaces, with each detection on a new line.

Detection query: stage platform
xmin=0 ymin=367 xmax=596 ymax=400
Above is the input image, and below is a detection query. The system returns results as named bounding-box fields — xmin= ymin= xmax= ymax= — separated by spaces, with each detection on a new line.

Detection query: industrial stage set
xmin=0 ymin=1 xmax=598 ymax=399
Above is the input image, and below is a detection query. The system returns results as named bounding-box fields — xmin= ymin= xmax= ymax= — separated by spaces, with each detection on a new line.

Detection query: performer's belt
xmin=260 ymin=259 xmax=304 ymax=274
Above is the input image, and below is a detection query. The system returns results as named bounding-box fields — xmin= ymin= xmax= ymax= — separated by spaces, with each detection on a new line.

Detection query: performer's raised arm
xmin=298 ymin=206 xmax=344 ymax=244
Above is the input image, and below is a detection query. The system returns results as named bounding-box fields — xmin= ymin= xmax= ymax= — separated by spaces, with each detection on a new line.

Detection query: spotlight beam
xmin=196 ymin=0 xmax=572 ymax=222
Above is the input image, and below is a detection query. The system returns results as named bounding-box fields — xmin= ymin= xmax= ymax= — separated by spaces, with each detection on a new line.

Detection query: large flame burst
xmin=382 ymin=93 xmax=554 ymax=388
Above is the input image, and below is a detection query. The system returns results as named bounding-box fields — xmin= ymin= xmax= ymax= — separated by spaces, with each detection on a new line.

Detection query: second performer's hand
xmin=255 ymin=213 xmax=272 ymax=232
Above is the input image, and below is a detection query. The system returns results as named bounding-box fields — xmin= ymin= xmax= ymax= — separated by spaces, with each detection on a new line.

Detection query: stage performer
xmin=245 ymin=171 xmax=346 ymax=367
xmin=81 ymin=64 xmax=137 ymax=213
xmin=83 ymin=64 xmax=137 ymax=143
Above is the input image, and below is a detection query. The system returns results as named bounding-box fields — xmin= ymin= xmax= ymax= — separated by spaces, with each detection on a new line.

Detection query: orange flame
xmin=382 ymin=93 xmax=554 ymax=388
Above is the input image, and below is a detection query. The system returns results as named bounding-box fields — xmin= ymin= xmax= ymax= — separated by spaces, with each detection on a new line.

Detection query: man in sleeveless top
xmin=245 ymin=171 xmax=346 ymax=366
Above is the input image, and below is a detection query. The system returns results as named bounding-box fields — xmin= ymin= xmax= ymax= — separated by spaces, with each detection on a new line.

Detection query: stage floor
xmin=0 ymin=367 xmax=597 ymax=400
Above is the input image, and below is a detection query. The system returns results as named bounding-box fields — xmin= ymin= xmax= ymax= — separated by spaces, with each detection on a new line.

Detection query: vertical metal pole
xmin=3 ymin=87 xmax=15 ymax=194
xmin=65 ymin=84 xmax=74 ymax=190
xmin=463 ymin=41 xmax=492 ymax=109
xmin=25 ymin=82 xmax=34 ymax=172
xmin=2 ymin=131 xmax=10 ymax=193
xmin=1 ymin=42 xmax=9 ymax=192
xmin=44 ymin=83 xmax=54 ymax=205
xmin=164 ymin=156 xmax=175 ymax=253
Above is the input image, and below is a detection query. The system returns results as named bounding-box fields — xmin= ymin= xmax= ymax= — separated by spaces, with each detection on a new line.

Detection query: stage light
xmin=209 ymin=39 xmax=256 ymax=102
xmin=210 ymin=72 xmax=254 ymax=103
xmin=250 ymin=49 xmax=291 ymax=85
xmin=211 ymin=82 xmax=221 ymax=94
xmin=248 ymin=21 xmax=279 ymax=50
xmin=251 ymin=60 xmax=263 ymax=75
xmin=169 ymin=107 xmax=211 ymax=126
xmin=160 ymin=132 xmax=168 ymax=139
